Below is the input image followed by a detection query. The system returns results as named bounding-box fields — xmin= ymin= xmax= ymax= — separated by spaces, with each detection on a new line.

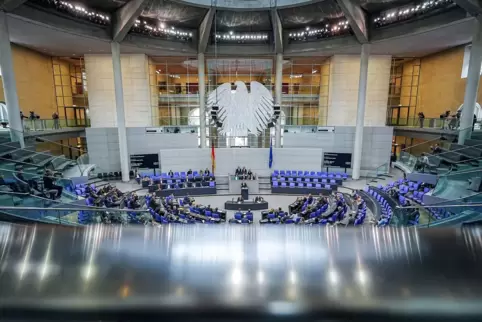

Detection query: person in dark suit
xmin=204 ymin=168 xmax=210 ymax=176
xmin=168 ymin=170 xmax=174 ymax=177
xmin=187 ymin=169 xmax=193 ymax=175
xmin=241 ymin=181 xmax=248 ymax=189
xmin=43 ymin=169 xmax=63 ymax=199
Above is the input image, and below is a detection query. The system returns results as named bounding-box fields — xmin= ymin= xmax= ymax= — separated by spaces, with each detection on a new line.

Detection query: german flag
xmin=211 ymin=144 xmax=216 ymax=174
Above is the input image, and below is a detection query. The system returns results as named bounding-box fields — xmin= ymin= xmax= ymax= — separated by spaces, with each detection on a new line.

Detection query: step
xmin=464 ymin=139 xmax=482 ymax=147
xmin=450 ymin=143 xmax=482 ymax=158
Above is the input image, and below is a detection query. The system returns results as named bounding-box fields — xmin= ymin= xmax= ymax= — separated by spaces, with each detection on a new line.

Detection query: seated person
xmin=205 ymin=204 xmax=213 ymax=213
xmin=183 ymin=195 xmax=193 ymax=206
xmin=275 ymin=207 xmax=284 ymax=217
xmin=168 ymin=170 xmax=174 ymax=177
xmin=105 ymin=195 xmax=121 ymax=208
xmin=237 ymin=196 xmax=244 ymax=203
xmin=204 ymin=168 xmax=210 ymax=176
xmin=430 ymin=144 xmax=442 ymax=154
xmin=242 ymin=166 xmax=247 ymax=175
xmin=235 ymin=166 xmax=242 ymax=176
xmin=187 ymin=169 xmax=193 ymax=175
xmin=149 ymin=194 xmax=161 ymax=212
xmin=307 ymin=194 xmax=313 ymax=204
xmin=247 ymin=169 xmax=253 ymax=178
xmin=141 ymin=176 xmax=151 ymax=185
xmin=377 ymin=216 xmax=389 ymax=226
xmin=43 ymin=169 xmax=62 ymax=199
xmin=246 ymin=209 xmax=253 ymax=217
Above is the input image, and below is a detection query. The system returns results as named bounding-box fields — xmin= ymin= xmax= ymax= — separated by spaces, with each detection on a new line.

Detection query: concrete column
xmin=275 ymin=53 xmax=283 ymax=148
xmin=459 ymin=20 xmax=482 ymax=145
xmin=111 ymin=42 xmax=129 ymax=182
xmin=352 ymin=44 xmax=370 ymax=180
xmin=198 ymin=53 xmax=207 ymax=148
xmin=0 ymin=11 xmax=24 ymax=147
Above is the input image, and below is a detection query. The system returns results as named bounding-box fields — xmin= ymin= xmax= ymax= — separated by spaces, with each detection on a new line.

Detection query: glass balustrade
xmin=0 ymin=197 xmax=150 ymax=226
xmin=0 ymin=166 xmax=78 ymax=201
xmin=391 ymin=197 xmax=482 ymax=228
xmin=365 ymin=162 xmax=390 ymax=184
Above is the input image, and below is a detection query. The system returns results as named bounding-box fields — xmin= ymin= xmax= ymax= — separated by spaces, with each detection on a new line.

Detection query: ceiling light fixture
xmin=373 ymin=0 xmax=453 ymax=28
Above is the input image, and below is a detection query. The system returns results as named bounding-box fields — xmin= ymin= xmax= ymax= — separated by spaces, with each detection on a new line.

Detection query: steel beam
xmin=453 ymin=0 xmax=482 ymax=18
xmin=2 ymin=0 xmax=28 ymax=12
xmin=112 ymin=0 xmax=149 ymax=42
xmin=271 ymin=9 xmax=283 ymax=54
xmin=198 ymin=8 xmax=215 ymax=53
xmin=336 ymin=0 xmax=368 ymax=43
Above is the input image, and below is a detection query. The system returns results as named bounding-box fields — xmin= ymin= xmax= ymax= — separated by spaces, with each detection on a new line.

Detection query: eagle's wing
xmin=207 ymin=82 xmax=233 ymax=135
xmin=231 ymin=82 xmax=250 ymax=137
xmin=247 ymin=81 xmax=274 ymax=134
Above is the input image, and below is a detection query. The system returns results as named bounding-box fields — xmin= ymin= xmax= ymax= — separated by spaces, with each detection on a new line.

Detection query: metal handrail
xmin=425 ymin=192 xmax=482 ymax=206
xmin=34 ymin=137 xmax=84 ymax=152
xmin=396 ymin=203 xmax=482 ymax=209
xmin=0 ymin=156 xmax=45 ymax=168
xmin=437 ymin=166 xmax=482 ymax=177
xmin=401 ymin=137 xmax=443 ymax=152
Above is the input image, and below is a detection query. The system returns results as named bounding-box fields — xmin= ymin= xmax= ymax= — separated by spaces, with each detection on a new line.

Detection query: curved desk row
xmin=358 ymin=190 xmax=381 ymax=220
xmin=224 ymin=201 xmax=269 ymax=211
xmin=152 ymin=187 xmax=217 ymax=197
xmin=271 ymin=186 xmax=336 ymax=195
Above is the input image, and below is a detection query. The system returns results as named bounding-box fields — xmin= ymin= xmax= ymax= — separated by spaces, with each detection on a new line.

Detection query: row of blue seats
xmin=273 ymin=181 xmax=334 ymax=189
xmin=73 ymin=183 xmax=97 ymax=197
xmin=365 ymin=187 xmax=393 ymax=226
xmin=140 ymin=171 xmax=213 ymax=178
xmin=273 ymin=177 xmax=340 ymax=184
xmin=273 ymin=170 xmax=348 ymax=179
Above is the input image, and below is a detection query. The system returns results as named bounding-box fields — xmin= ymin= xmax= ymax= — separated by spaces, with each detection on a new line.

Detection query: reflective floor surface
xmin=0 ymin=224 xmax=482 ymax=320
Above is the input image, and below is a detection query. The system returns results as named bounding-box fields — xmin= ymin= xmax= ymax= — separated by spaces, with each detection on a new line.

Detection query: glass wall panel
xmin=148 ymin=57 xmax=200 ymax=126
xmin=148 ymin=56 xmax=331 ymax=147
xmin=282 ymin=57 xmax=330 ymax=126
xmin=52 ymin=57 xmax=90 ymax=127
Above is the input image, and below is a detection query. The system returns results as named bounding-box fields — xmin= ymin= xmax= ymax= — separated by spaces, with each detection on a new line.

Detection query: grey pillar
xmin=111 ymin=42 xmax=129 ymax=182
xmin=275 ymin=53 xmax=283 ymax=148
xmin=352 ymin=44 xmax=370 ymax=180
xmin=459 ymin=20 xmax=482 ymax=145
xmin=198 ymin=53 xmax=207 ymax=148
xmin=0 ymin=11 xmax=24 ymax=147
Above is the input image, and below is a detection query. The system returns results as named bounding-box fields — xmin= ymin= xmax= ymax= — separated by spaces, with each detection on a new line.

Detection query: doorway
xmin=387 ymin=106 xmax=409 ymax=126
xmin=64 ymin=106 xmax=88 ymax=127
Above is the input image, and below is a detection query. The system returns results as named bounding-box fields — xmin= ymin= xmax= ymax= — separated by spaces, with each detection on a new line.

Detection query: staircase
xmin=216 ymin=175 xmax=229 ymax=194
xmin=258 ymin=175 xmax=271 ymax=193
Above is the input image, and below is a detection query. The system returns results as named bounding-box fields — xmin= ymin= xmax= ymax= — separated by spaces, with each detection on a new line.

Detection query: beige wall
xmin=0 ymin=44 xmax=57 ymax=118
xmin=327 ymin=54 xmax=391 ymax=126
xmin=414 ymin=46 xmax=482 ymax=118
xmin=85 ymin=54 xmax=151 ymax=128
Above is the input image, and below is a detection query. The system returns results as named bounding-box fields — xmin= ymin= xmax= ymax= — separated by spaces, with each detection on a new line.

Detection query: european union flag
xmin=269 ymin=138 xmax=273 ymax=169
